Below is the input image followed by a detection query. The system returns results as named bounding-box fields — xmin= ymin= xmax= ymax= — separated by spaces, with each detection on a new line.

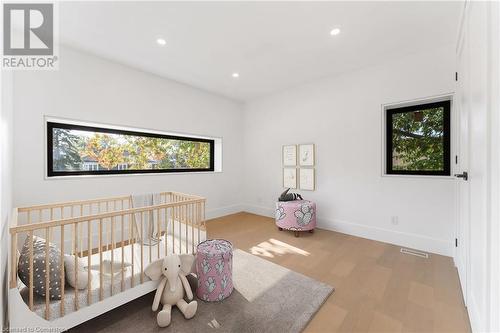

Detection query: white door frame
xmin=454 ymin=0 xmax=470 ymax=308
xmin=486 ymin=2 xmax=500 ymax=331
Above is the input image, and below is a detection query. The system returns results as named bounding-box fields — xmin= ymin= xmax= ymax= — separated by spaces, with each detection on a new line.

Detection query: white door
xmin=455 ymin=12 xmax=470 ymax=306
xmin=455 ymin=1 xmax=500 ymax=329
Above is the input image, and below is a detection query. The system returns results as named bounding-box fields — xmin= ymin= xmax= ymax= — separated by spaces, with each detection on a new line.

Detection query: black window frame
xmin=386 ymin=100 xmax=451 ymax=176
xmin=47 ymin=121 xmax=215 ymax=177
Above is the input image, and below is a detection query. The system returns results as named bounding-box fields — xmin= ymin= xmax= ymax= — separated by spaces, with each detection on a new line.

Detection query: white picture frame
xmin=282 ymin=145 xmax=297 ymax=166
xmin=283 ymin=168 xmax=297 ymax=189
xmin=299 ymin=168 xmax=315 ymax=191
xmin=299 ymin=144 xmax=315 ymax=166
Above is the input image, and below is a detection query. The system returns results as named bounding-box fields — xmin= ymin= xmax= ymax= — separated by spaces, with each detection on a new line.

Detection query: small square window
xmin=386 ymin=100 xmax=451 ymax=176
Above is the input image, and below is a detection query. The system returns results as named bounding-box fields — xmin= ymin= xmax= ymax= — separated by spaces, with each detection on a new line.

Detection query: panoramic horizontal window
xmin=386 ymin=100 xmax=451 ymax=176
xmin=47 ymin=121 xmax=215 ymax=177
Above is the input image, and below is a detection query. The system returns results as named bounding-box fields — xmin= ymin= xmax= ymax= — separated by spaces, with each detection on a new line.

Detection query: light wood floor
xmin=207 ymin=212 xmax=471 ymax=333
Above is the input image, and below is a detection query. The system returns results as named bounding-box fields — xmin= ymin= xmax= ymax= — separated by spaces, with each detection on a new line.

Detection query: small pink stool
xmin=196 ymin=239 xmax=233 ymax=302
xmin=276 ymin=200 xmax=316 ymax=237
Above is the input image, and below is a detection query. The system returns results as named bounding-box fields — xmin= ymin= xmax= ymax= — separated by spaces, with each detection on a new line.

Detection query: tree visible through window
xmin=386 ymin=100 xmax=451 ymax=176
xmin=48 ymin=122 xmax=214 ymax=176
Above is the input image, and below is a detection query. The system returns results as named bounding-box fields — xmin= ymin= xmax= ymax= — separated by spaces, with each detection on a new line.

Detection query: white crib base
xmin=9 ymin=281 xmax=158 ymax=331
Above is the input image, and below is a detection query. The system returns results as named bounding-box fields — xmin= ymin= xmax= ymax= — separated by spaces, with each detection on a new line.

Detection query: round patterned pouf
xmin=196 ymin=239 xmax=233 ymax=302
xmin=275 ymin=200 xmax=317 ymax=237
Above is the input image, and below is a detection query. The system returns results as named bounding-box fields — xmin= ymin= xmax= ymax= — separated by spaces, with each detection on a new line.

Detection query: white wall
xmin=11 ymin=44 xmax=459 ymax=258
xmin=12 ymin=46 xmax=245 ymax=219
xmin=1 ymin=71 xmax=14 ymax=329
xmin=242 ymin=45 xmax=456 ymax=256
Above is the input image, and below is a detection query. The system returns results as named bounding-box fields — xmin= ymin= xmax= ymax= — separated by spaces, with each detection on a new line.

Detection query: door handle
xmin=454 ymin=171 xmax=468 ymax=181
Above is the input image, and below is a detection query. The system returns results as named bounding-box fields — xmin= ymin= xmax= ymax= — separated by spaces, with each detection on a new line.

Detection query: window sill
xmin=381 ymin=174 xmax=455 ymax=180
xmin=45 ymin=169 xmax=222 ymax=180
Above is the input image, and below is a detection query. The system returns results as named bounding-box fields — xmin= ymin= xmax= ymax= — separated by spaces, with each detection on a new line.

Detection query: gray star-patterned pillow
xmin=18 ymin=236 xmax=63 ymax=300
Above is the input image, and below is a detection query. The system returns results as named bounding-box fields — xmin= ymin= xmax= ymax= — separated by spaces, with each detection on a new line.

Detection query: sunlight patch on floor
xmin=249 ymin=238 xmax=310 ymax=258
xmin=233 ymin=249 xmax=290 ymax=302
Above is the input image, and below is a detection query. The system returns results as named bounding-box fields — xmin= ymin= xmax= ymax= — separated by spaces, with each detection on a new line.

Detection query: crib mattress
xmin=19 ymin=225 xmax=206 ymax=321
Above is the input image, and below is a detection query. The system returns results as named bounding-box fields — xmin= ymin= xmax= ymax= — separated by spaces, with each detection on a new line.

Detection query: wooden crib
xmin=9 ymin=191 xmax=206 ymax=331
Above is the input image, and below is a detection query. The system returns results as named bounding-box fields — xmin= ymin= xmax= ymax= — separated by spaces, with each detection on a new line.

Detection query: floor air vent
xmin=400 ymin=248 xmax=429 ymax=258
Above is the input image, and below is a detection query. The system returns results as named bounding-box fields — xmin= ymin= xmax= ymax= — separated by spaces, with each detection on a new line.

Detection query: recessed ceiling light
xmin=330 ymin=28 xmax=341 ymax=36
xmin=232 ymin=72 xmax=240 ymax=78
xmin=156 ymin=38 xmax=166 ymax=46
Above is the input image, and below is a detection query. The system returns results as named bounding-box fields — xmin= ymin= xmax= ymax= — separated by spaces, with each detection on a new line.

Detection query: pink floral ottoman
xmin=196 ymin=239 xmax=233 ymax=302
xmin=276 ymin=200 xmax=316 ymax=237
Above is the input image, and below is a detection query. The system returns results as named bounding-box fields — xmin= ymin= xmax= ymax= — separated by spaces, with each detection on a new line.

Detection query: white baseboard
xmin=241 ymin=203 xmax=453 ymax=257
xmin=206 ymin=204 xmax=245 ymax=220
xmin=321 ymin=217 xmax=453 ymax=257
xmin=240 ymin=204 xmax=274 ymax=219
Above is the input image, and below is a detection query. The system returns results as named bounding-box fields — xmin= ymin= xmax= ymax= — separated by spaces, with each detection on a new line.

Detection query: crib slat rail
xmin=87 ymin=220 xmax=92 ymax=306
xmin=8 ymin=191 xmax=206 ymax=324
xmin=10 ymin=199 xmax=205 ymax=234
xmin=164 ymin=194 xmax=170 ymax=258
xmin=140 ymin=212 xmax=144 ymax=284
xmin=172 ymin=205 xmax=176 ymax=254
xmin=157 ymin=209 xmax=161 ymax=259
xmin=130 ymin=213 xmax=135 ymax=288
xmin=147 ymin=211 xmax=152 ymax=264
xmin=9 ymin=208 xmax=18 ymax=289
xmin=99 ymin=218 xmax=103 ymax=301
xmin=121 ymin=214 xmax=125 ymax=292
xmin=45 ymin=227 xmax=50 ymax=320
xmin=28 ymin=230 xmax=34 ymax=311
xmin=16 ymin=195 xmax=132 ymax=214
xmin=110 ymin=217 xmax=114 ymax=296
xmin=60 ymin=224 xmax=65 ymax=317
xmin=185 ymin=204 xmax=189 ymax=254
xmin=73 ymin=223 xmax=78 ymax=311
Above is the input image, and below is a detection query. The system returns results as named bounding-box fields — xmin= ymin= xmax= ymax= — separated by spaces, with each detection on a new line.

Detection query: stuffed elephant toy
xmin=145 ymin=254 xmax=198 ymax=327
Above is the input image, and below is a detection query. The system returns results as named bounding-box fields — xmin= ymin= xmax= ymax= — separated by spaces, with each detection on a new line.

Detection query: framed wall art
xmin=282 ymin=145 xmax=297 ymax=166
xmin=299 ymin=168 xmax=315 ymax=191
xmin=283 ymin=168 xmax=297 ymax=188
xmin=299 ymin=144 xmax=315 ymax=166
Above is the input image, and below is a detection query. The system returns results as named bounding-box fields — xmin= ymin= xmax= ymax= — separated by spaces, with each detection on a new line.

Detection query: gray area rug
xmin=70 ymin=249 xmax=334 ymax=333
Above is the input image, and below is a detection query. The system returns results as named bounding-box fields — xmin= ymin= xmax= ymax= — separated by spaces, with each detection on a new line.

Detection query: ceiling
xmin=60 ymin=1 xmax=462 ymax=102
